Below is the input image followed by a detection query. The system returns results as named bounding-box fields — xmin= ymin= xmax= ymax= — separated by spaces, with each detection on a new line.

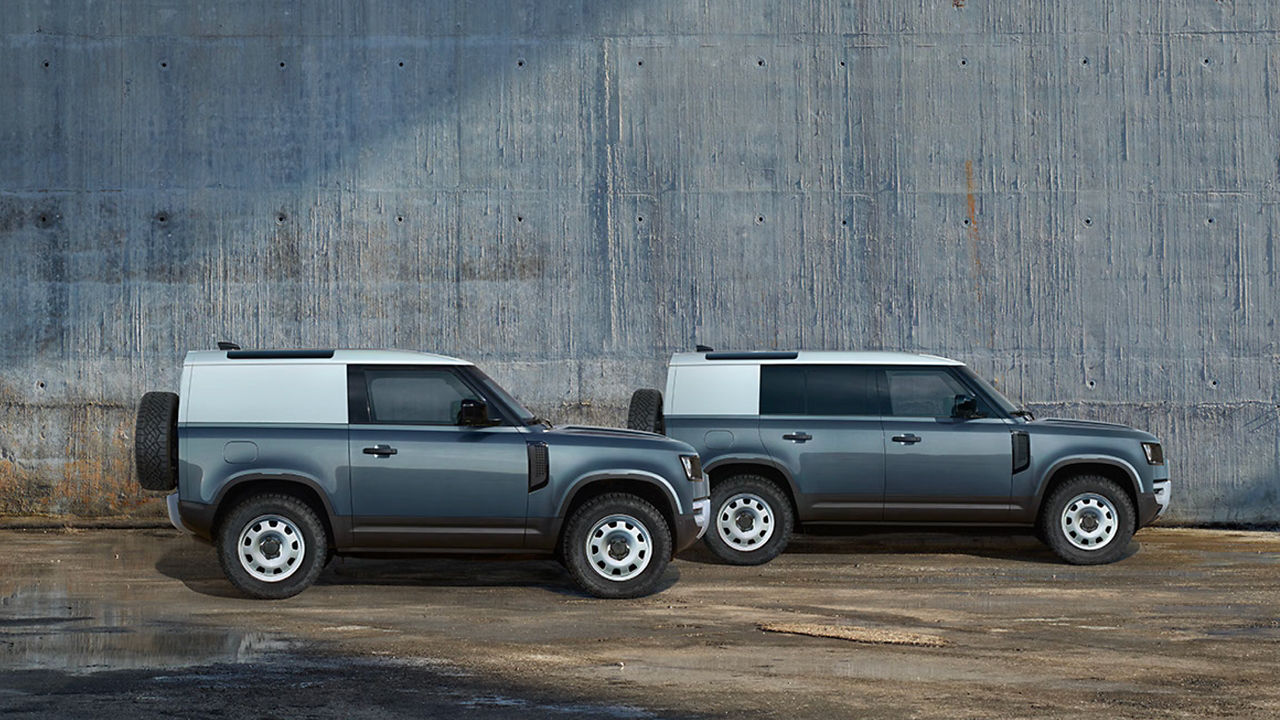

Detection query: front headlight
xmin=1142 ymin=442 xmax=1164 ymax=465
xmin=679 ymin=454 xmax=704 ymax=481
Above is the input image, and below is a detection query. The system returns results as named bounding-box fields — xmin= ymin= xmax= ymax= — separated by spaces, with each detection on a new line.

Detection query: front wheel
xmin=562 ymin=493 xmax=672 ymax=598
xmin=217 ymin=493 xmax=329 ymax=599
xmin=1038 ymin=475 xmax=1136 ymax=565
xmin=702 ymin=475 xmax=794 ymax=566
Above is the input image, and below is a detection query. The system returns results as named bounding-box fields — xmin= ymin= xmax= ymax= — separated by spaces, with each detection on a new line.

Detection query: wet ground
xmin=2 ymin=527 xmax=1279 ymax=718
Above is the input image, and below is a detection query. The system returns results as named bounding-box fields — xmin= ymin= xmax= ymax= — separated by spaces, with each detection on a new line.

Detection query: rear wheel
xmin=1038 ymin=475 xmax=1135 ymax=565
xmin=703 ymin=475 xmax=793 ymax=565
xmin=562 ymin=493 xmax=671 ymax=598
xmin=217 ymin=493 xmax=329 ymax=599
xmin=626 ymin=389 xmax=665 ymax=434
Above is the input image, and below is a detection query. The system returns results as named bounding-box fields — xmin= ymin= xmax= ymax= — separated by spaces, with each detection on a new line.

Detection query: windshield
xmin=469 ymin=368 xmax=539 ymax=424
xmin=958 ymin=367 xmax=1020 ymax=416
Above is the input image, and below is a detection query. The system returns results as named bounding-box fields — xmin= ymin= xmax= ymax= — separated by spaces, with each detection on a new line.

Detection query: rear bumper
xmin=166 ymin=493 xmax=193 ymax=535
xmin=673 ymin=497 xmax=711 ymax=552
xmin=176 ymin=499 xmax=217 ymax=541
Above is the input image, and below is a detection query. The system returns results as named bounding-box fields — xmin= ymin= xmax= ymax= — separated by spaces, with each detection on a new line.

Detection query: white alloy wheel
xmin=1060 ymin=493 xmax=1119 ymax=551
xmin=585 ymin=514 xmax=652 ymax=582
xmin=716 ymin=492 xmax=775 ymax=550
xmin=238 ymin=514 xmax=306 ymax=582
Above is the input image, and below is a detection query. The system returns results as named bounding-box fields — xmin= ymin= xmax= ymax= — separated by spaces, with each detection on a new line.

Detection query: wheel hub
xmin=716 ymin=493 xmax=775 ymax=550
xmin=237 ymin=514 xmax=306 ymax=583
xmin=1060 ymin=493 xmax=1119 ymax=551
xmin=585 ymin=514 xmax=652 ymax=582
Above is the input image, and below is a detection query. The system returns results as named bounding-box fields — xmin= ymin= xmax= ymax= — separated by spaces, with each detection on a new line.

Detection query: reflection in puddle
xmin=1 ymin=584 xmax=294 ymax=672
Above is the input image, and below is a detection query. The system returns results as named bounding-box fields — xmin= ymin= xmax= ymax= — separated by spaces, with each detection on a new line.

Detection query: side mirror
xmin=457 ymin=398 xmax=492 ymax=426
xmin=951 ymin=394 xmax=980 ymax=419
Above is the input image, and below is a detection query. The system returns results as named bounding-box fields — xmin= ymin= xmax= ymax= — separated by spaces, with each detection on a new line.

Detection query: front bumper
xmin=673 ymin=496 xmax=712 ymax=552
xmin=1152 ymin=479 xmax=1171 ymax=518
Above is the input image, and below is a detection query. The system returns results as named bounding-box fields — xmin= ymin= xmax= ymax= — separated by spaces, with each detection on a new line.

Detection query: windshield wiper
xmin=1011 ymin=407 xmax=1035 ymax=421
xmin=526 ymin=416 xmax=553 ymax=428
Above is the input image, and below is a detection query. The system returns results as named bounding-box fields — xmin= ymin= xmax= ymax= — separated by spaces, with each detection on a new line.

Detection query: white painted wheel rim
xmin=238 ymin=514 xmax=306 ymax=582
xmin=585 ymin=514 xmax=652 ymax=582
xmin=1060 ymin=493 xmax=1119 ymax=551
xmin=716 ymin=492 xmax=775 ymax=550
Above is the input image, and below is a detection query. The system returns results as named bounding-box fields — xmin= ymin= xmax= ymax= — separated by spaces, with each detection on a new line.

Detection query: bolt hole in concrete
xmin=1203 ymin=58 xmax=1211 ymax=66
xmin=398 ymin=61 xmax=404 ymax=67
xmin=756 ymin=216 xmax=765 ymax=224
xmin=1207 ymin=217 xmax=1215 ymax=225
xmin=160 ymin=61 xmax=168 ymax=69
xmin=516 ymin=59 xmax=525 ymax=67
xmin=156 ymin=213 xmax=167 ymax=223
xmin=963 ymin=218 xmax=971 ymax=227
xmin=396 ymin=215 xmax=404 ymax=223
xmin=839 ymin=60 xmax=846 ymax=67
xmin=841 ymin=219 xmax=847 ymax=226
xmin=42 ymin=60 xmax=49 ymax=68
xmin=516 ymin=215 xmax=524 ymax=223
xmin=38 ymin=215 xmax=47 ymax=224
xmin=757 ymin=58 xmax=765 ymax=67
xmin=637 ymin=59 xmax=643 ymax=67
xmin=276 ymin=214 xmax=286 ymax=223
xmin=279 ymin=61 xmax=286 ymax=68
xmin=959 ymin=58 xmax=967 ymax=66
xmin=1083 ymin=217 xmax=1092 ymax=227
xmin=1087 ymin=380 xmax=1096 ymax=389
xmin=1081 ymin=57 xmax=1089 ymax=66
xmin=1211 ymin=380 xmax=1219 ymax=387
xmin=36 ymin=381 xmax=45 ymax=390
xmin=636 ymin=216 xmax=643 ymax=223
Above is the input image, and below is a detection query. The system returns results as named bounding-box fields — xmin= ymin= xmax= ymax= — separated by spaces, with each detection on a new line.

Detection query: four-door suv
xmin=627 ymin=350 xmax=1170 ymax=566
xmin=135 ymin=346 xmax=710 ymax=599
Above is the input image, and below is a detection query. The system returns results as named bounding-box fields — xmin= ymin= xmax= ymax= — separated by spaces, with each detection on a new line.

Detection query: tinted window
xmin=760 ymin=365 xmax=879 ymax=416
xmin=365 ymin=368 xmax=479 ymax=425
xmin=884 ymin=368 xmax=980 ymax=418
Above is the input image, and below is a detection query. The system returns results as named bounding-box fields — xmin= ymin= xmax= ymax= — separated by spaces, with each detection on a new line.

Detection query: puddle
xmin=0 ymin=584 xmax=295 ymax=672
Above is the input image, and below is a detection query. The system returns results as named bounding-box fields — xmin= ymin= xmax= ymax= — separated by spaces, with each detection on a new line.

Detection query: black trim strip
xmin=705 ymin=351 xmax=799 ymax=360
xmin=226 ymin=349 xmax=335 ymax=359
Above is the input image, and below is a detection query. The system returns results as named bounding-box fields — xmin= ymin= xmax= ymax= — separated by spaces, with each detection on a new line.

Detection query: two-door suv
xmin=627 ymin=350 xmax=1170 ymax=565
xmin=135 ymin=346 xmax=710 ymax=599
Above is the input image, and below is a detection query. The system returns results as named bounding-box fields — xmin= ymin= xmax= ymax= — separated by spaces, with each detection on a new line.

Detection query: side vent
xmin=1011 ymin=431 xmax=1031 ymax=473
xmin=527 ymin=442 xmax=549 ymax=492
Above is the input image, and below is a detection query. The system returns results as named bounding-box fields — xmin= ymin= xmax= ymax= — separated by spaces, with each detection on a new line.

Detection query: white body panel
xmin=184 ymin=362 xmax=348 ymax=424
xmin=666 ymin=364 xmax=761 ymax=416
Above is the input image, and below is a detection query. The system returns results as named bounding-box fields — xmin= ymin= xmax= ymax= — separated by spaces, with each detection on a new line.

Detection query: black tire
xmin=1038 ymin=474 xmax=1136 ymax=565
xmin=217 ymin=493 xmax=329 ymax=599
xmin=626 ymin=388 xmax=665 ymax=435
xmin=135 ymin=391 xmax=179 ymax=491
xmin=702 ymin=475 xmax=794 ymax=565
xmin=561 ymin=493 xmax=672 ymax=599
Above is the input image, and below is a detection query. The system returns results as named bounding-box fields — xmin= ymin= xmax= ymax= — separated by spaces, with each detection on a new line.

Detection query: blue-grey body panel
xmin=669 ymin=412 xmax=1167 ymax=529
xmin=175 ymin=418 xmax=707 ymax=555
xmin=522 ymin=424 xmax=708 ymax=552
xmin=347 ymin=423 xmax=530 ymax=549
xmin=760 ymin=415 xmax=885 ymax=522
xmin=177 ymin=422 xmax=351 ymax=541
xmin=882 ymin=416 xmax=1014 ymax=522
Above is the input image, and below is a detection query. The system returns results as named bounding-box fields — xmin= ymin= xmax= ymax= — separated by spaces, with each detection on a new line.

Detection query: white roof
xmin=669 ymin=350 xmax=963 ymax=367
xmin=183 ymin=349 xmax=472 ymax=366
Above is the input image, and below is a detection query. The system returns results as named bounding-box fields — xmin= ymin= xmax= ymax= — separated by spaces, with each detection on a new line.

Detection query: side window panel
xmin=760 ymin=365 xmax=878 ymax=416
xmin=364 ymin=368 xmax=479 ymax=425
xmin=884 ymin=368 xmax=977 ymax=418
xmin=760 ymin=366 xmax=805 ymax=414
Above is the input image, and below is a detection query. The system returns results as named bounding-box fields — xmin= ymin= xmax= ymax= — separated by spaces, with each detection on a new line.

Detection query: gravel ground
xmin=2 ymin=526 xmax=1279 ymax=718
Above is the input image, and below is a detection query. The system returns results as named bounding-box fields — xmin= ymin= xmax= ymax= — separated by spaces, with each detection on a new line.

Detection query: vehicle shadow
xmin=155 ymin=547 xmax=681 ymax=599
xmin=678 ymin=528 xmax=1141 ymax=566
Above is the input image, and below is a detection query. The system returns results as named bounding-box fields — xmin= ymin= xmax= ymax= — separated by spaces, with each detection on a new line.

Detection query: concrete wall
xmin=1 ymin=1 xmax=1276 ymax=523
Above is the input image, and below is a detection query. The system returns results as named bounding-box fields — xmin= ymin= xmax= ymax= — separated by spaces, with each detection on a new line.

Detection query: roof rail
xmin=216 ymin=341 xmax=241 ymax=351
xmin=226 ymin=349 xmax=336 ymax=360
xmin=704 ymin=351 xmax=799 ymax=361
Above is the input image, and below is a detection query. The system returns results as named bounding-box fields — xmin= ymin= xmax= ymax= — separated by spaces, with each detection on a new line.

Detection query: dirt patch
xmin=759 ymin=621 xmax=949 ymax=647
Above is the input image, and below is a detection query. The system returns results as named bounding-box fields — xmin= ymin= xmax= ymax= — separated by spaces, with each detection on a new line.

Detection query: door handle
xmin=891 ymin=434 xmax=922 ymax=445
xmin=362 ymin=444 xmax=398 ymax=456
xmin=782 ymin=432 xmax=812 ymax=443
